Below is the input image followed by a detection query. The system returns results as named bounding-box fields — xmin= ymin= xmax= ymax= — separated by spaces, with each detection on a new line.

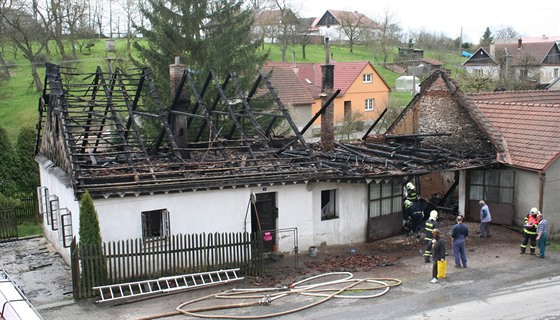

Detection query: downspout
xmin=538 ymin=172 xmax=544 ymax=211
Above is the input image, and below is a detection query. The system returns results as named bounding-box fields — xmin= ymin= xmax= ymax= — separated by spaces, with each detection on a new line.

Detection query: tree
xmin=14 ymin=127 xmax=39 ymax=194
xmin=479 ymin=27 xmax=494 ymax=47
xmin=295 ymin=17 xmax=314 ymax=60
xmin=271 ymin=0 xmax=299 ymax=62
xmin=0 ymin=0 xmax=50 ymax=91
xmin=494 ymin=26 xmax=520 ymax=40
xmin=458 ymin=73 xmax=495 ymax=93
xmin=0 ymin=126 xmax=16 ymax=195
xmin=79 ymin=190 xmax=106 ymax=286
xmin=374 ymin=8 xmax=402 ymax=67
xmin=133 ymin=0 xmax=268 ymax=101
xmin=337 ymin=11 xmax=372 ymax=53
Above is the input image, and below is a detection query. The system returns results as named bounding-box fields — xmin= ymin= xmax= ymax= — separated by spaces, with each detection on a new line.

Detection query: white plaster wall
xmin=94 ymin=188 xmax=250 ymax=243
xmin=543 ymin=158 xmax=560 ymax=238
xmin=513 ymin=168 xmax=541 ymax=226
xmin=39 ymin=161 xmax=370 ymax=258
xmin=38 ymin=164 xmax=80 ymax=264
xmin=310 ymin=182 xmax=368 ymax=247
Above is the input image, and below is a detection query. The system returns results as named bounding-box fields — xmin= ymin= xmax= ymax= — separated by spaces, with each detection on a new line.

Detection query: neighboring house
xmin=35 ymin=63 xmax=494 ymax=265
xmin=463 ymin=39 xmax=560 ymax=86
xmin=253 ymin=9 xmax=299 ymax=44
xmin=260 ymin=64 xmax=315 ymax=138
xmin=266 ymin=61 xmax=391 ymax=132
xmin=388 ymin=71 xmax=560 ymax=238
xmin=311 ymin=10 xmax=380 ymax=44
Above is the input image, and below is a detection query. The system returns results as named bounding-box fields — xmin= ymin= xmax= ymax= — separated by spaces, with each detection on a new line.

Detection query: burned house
xmin=388 ymin=72 xmax=560 ymax=236
xmin=35 ymin=63 xmax=498 ymax=264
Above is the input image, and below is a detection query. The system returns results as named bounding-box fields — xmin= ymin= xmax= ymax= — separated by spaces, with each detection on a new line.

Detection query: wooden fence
xmin=0 ymin=193 xmax=40 ymax=241
xmin=0 ymin=209 xmax=17 ymax=240
xmin=71 ymin=232 xmax=264 ymax=299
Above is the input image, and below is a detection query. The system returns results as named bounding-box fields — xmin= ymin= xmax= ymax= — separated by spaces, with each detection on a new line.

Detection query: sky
xmin=295 ymin=0 xmax=560 ymax=44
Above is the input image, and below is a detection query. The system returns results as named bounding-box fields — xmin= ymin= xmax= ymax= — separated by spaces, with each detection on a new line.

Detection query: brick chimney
xmin=517 ymin=38 xmax=522 ymax=49
xmin=320 ymin=38 xmax=334 ymax=151
xmin=169 ymin=57 xmax=189 ymax=155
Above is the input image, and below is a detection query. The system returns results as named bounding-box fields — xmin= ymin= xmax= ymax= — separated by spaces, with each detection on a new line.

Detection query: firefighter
xmin=423 ymin=210 xmax=439 ymax=263
xmin=520 ymin=207 xmax=539 ymax=254
xmin=403 ymin=199 xmax=424 ymax=237
xmin=405 ymin=182 xmax=418 ymax=202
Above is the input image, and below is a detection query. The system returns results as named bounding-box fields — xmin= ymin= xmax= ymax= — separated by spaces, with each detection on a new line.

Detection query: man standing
xmin=423 ymin=210 xmax=439 ymax=263
xmin=452 ymin=215 xmax=469 ymax=268
xmin=536 ymin=213 xmax=548 ymax=258
xmin=479 ymin=200 xmax=492 ymax=237
xmin=521 ymin=207 xmax=539 ymax=255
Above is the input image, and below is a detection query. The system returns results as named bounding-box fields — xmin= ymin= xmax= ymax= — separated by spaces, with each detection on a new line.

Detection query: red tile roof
xmin=266 ymin=61 xmax=388 ymax=99
xmin=262 ymin=63 xmax=315 ymax=106
xmin=470 ymin=90 xmax=560 ymax=104
xmin=472 ymin=92 xmax=560 ymax=171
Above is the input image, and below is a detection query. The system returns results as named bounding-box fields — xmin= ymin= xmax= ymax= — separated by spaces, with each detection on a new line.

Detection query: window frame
xmin=362 ymin=73 xmax=372 ymax=83
xmin=368 ymin=180 xmax=403 ymax=218
xmin=141 ymin=209 xmax=170 ymax=241
xmin=365 ymin=98 xmax=374 ymax=111
xmin=320 ymin=189 xmax=338 ymax=221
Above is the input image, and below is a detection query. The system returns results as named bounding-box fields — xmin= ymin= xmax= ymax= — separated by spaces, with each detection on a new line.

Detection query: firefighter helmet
xmin=530 ymin=207 xmax=539 ymax=215
xmin=429 ymin=210 xmax=438 ymax=220
xmin=404 ymin=199 xmax=413 ymax=208
xmin=406 ymin=182 xmax=415 ymax=190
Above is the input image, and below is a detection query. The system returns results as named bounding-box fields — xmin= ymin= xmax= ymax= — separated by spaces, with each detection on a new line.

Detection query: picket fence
xmin=71 ymin=232 xmax=264 ymax=299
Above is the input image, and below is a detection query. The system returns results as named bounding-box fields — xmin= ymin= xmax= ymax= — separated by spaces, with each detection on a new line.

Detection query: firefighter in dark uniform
xmin=423 ymin=210 xmax=439 ymax=263
xmin=405 ymin=182 xmax=418 ymax=202
xmin=403 ymin=199 xmax=424 ymax=237
xmin=520 ymin=207 xmax=539 ymax=254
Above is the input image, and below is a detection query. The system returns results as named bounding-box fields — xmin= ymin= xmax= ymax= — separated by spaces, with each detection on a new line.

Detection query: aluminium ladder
xmin=92 ymin=268 xmax=243 ymax=303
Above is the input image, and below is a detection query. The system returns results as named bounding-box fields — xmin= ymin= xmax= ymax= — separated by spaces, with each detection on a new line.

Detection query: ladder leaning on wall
xmin=92 ymin=268 xmax=244 ymax=304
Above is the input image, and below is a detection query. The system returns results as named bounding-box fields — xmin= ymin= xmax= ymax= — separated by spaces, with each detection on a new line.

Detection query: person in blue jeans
xmin=452 ymin=215 xmax=469 ymax=268
xmin=536 ymin=213 xmax=548 ymax=258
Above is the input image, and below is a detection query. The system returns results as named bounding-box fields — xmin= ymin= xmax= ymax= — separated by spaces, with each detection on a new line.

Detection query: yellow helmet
xmin=530 ymin=207 xmax=539 ymax=215
xmin=404 ymin=199 xmax=413 ymax=208
xmin=406 ymin=182 xmax=415 ymax=190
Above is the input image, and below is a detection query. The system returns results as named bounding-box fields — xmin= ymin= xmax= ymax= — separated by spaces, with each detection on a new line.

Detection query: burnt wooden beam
xmin=361 ymin=107 xmax=387 ymax=140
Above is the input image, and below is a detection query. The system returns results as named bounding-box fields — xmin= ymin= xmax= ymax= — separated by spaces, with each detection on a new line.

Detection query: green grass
xmin=17 ymin=222 xmax=43 ymax=237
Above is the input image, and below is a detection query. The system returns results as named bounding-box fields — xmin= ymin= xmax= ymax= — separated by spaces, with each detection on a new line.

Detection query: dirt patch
xmin=252 ymin=218 xmax=523 ymax=287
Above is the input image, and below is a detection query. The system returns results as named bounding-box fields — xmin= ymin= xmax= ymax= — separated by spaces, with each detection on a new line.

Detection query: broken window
xmin=368 ymin=180 xmax=402 ymax=218
xmin=142 ymin=209 xmax=170 ymax=240
xmin=321 ymin=189 xmax=338 ymax=221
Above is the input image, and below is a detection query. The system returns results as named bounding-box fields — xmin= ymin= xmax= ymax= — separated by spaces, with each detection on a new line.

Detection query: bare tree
xmin=294 ymin=17 xmax=313 ymax=60
xmin=271 ymin=0 xmax=299 ymax=62
xmin=494 ymin=26 xmax=520 ymax=40
xmin=0 ymin=0 xmax=49 ymax=91
xmin=336 ymin=11 xmax=375 ymax=53
xmin=118 ymin=0 xmax=140 ymax=52
xmin=373 ymin=8 xmax=401 ymax=67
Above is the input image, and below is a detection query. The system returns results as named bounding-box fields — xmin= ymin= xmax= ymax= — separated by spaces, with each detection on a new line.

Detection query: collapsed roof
xmin=35 ymin=64 xmax=496 ymax=199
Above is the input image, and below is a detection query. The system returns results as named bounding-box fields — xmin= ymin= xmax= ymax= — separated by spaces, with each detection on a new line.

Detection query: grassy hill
xmin=0 ymin=39 xmax=462 ymax=141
